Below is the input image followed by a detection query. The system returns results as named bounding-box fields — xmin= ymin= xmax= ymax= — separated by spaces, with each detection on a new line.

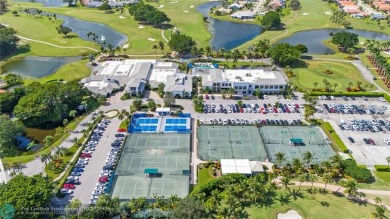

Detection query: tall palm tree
xmin=386 ymin=156 xmax=390 ymax=166
xmin=274 ymin=152 xmax=286 ymax=167
xmin=158 ymin=41 xmax=165 ymax=51
xmin=232 ymin=49 xmax=241 ymax=63
xmin=374 ymin=196 xmax=382 ymax=206
xmin=41 ymin=153 xmax=53 ymax=165
xmin=313 ymin=82 xmax=318 ymax=90
xmin=371 ymin=205 xmax=387 ymax=219
xmin=209 ymin=189 xmax=222 ymax=212
xmin=333 ymin=82 xmax=338 ymax=92
xmin=308 ymin=174 xmax=317 ymax=191
xmin=205 ymin=46 xmax=212 ymax=57
xmin=340 ymin=178 xmax=358 ymax=197
xmin=322 ymin=173 xmax=333 ymax=191
xmin=216 ymin=205 xmax=232 ymax=219
xmin=298 ymin=173 xmax=308 ymax=191
xmin=292 ymin=158 xmax=303 ymax=174
xmin=43 ymin=135 xmax=54 ymax=147
xmin=303 ymin=151 xmax=314 ymax=169
xmin=280 ymin=176 xmax=291 ymax=192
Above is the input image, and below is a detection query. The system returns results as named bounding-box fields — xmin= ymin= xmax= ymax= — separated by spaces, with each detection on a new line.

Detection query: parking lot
xmin=177 ymin=95 xmax=305 ymax=123
xmin=315 ymin=96 xmax=390 ymax=166
xmin=68 ymin=117 xmax=124 ymax=204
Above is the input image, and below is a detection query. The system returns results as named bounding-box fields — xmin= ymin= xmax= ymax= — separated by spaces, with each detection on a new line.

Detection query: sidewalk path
xmin=161 ymin=29 xmax=169 ymax=43
xmin=17 ymin=35 xmax=99 ymax=52
xmin=190 ymin=119 xmax=206 ymax=185
xmin=0 ymin=159 xmax=9 ymax=184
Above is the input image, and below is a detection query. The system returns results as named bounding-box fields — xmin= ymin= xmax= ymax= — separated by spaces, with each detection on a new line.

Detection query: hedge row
xmin=55 ymin=115 xmax=103 ymax=192
xmin=321 ymin=122 xmax=349 ymax=153
xmin=309 ymin=91 xmax=384 ymax=97
xmin=341 ymin=160 xmax=373 ymax=183
xmin=191 ymin=173 xmax=246 ymax=196
xmin=374 ymin=165 xmax=390 ymax=172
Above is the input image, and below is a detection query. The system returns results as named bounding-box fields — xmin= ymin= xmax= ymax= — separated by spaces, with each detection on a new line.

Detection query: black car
xmin=74 ymin=163 xmax=85 ymax=168
xmin=279 ymin=119 xmax=285 ymax=125
xmin=351 ymin=96 xmax=356 ymax=100
xmin=263 ymin=104 xmax=267 ymax=108
xmin=296 ymin=119 xmax=302 ymax=125
xmin=292 ymin=120 xmax=298 ymax=125
xmin=266 ymin=119 xmax=271 ymax=124
xmin=103 ymin=164 xmax=114 ymax=170
xmin=270 ymin=120 xmax=275 ymax=124
xmin=111 ymin=142 xmax=121 ymax=147
xmin=348 ymin=137 xmax=355 ymax=143
xmin=363 ymin=138 xmax=369 ymax=144
xmin=115 ymin=134 xmax=125 ymax=137
xmin=275 ymin=120 xmax=280 ymax=125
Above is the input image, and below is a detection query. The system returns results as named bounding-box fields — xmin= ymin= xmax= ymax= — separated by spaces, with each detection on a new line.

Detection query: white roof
xmin=85 ymin=81 xmax=109 ymax=88
xmin=150 ymin=68 xmax=177 ymax=84
xmin=249 ymin=161 xmax=264 ymax=172
xmin=114 ymin=64 xmax=133 ymax=76
xmin=223 ymin=69 xmax=276 ymax=83
xmin=221 ymin=159 xmax=252 ymax=175
xmin=156 ymin=108 xmax=170 ymax=112
xmin=99 ymin=61 xmax=122 ymax=75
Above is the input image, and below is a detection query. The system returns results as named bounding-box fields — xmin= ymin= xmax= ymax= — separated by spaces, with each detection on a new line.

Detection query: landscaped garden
xmin=289 ymin=60 xmax=376 ymax=92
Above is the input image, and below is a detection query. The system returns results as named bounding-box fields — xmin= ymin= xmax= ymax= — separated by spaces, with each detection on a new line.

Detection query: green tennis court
xmin=198 ymin=126 xmax=267 ymax=161
xmin=111 ymin=134 xmax=190 ymax=200
xmin=260 ymin=126 xmax=335 ymax=164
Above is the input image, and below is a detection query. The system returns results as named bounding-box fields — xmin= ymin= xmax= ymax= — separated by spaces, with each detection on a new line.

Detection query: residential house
xmin=164 ymin=73 xmax=193 ymax=97
xmin=229 ymin=3 xmax=243 ymax=10
xmin=231 ymin=10 xmax=256 ymax=19
xmin=267 ymin=0 xmax=285 ymax=10
xmin=216 ymin=7 xmax=232 ymax=15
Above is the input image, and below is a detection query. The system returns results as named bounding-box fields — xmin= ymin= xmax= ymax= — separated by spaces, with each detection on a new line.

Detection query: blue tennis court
xmin=133 ymin=125 xmax=157 ymax=132
xmin=136 ymin=118 xmax=159 ymax=124
xmin=164 ymin=125 xmax=188 ymax=132
xmin=165 ymin=119 xmax=187 ymax=125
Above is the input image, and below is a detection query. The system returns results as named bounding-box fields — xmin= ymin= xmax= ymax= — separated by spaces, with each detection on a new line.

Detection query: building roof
xmin=149 ymin=62 xmax=179 ymax=88
xmin=156 ymin=108 xmax=171 ymax=113
xmin=84 ymin=80 xmax=120 ymax=96
xmin=231 ymin=10 xmax=256 ymax=18
xmin=249 ymin=161 xmax=264 ymax=172
xmin=223 ymin=69 xmax=287 ymax=85
xmin=221 ymin=159 xmax=252 ymax=175
xmin=229 ymin=3 xmax=243 ymax=9
xmin=164 ymin=73 xmax=193 ymax=94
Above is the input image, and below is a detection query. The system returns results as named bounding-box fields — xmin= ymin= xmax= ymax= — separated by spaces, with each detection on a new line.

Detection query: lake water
xmin=197 ymin=2 xmax=262 ymax=50
xmin=2 ymin=56 xmax=81 ymax=78
xmin=14 ymin=0 xmax=67 ymax=7
xmin=57 ymin=15 xmax=128 ymax=47
xmin=279 ymin=29 xmax=390 ymax=54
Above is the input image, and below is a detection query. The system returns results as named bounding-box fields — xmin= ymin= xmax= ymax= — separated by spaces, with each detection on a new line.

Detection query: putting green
xmin=289 ymin=60 xmax=375 ymax=92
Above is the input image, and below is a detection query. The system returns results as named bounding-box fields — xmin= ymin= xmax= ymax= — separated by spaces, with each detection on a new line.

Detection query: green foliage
xmin=261 ymin=11 xmax=281 ymax=30
xmin=13 ymin=81 xmax=90 ymax=127
xmin=322 ymin=122 xmax=348 ymax=153
xmin=132 ymin=98 xmax=143 ymax=110
xmin=268 ymin=43 xmax=301 ymax=67
xmin=341 ymin=160 xmax=373 ymax=183
xmin=168 ymin=33 xmax=196 ymax=54
xmin=171 ymin=196 xmax=208 ymax=219
xmin=374 ymin=165 xmax=390 ymax=172
xmin=97 ymin=2 xmax=112 ymax=11
xmin=129 ymin=2 xmax=170 ymax=25
xmin=0 ymin=174 xmax=54 ymax=219
xmin=331 ymin=31 xmax=359 ymax=51
xmin=289 ymin=0 xmax=301 ymax=10
xmin=56 ymin=24 xmax=72 ymax=37
xmin=0 ymin=115 xmax=25 ymax=154
xmin=4 ymin=74 xmax=23 ymax=87
xmin=192 ymin=95 xmax=204 ymax=112
xmin=295 ymin=44 xmax=308 ymax=54
xmin=163 ymin=92 xmax=175 ymax=107
xmin=0 ymin=87 xmax=26 ymax=114
xmin=157 ymin=83 xmax=165 ymax=97
xmin=191 ymin=173 xmax=246 ymax=196
xmin=0 ymin=24 xmax=19 ymax=58
xmin=147 ymin=99 xmax=156 ymax=111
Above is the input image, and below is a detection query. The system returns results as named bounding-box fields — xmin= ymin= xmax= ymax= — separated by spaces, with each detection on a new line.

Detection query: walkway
xmin=161 ymin=29 xmax=169 ymax=43
xmin=190 ymin=119 xmax=206 ymax=185
xmin=17 ymin=35 xmax=99 ymax=52
xmin=0 ymin=159 xmax=9 ymax=184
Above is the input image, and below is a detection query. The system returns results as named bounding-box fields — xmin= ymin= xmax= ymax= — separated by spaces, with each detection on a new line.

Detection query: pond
xmin=197 ymin=2 xmax=262 ymax=50
xmin=279 ymin=29 xmax=390 ymax=55
xmin=57 ymin=14 xmax=128 ymax=47
xmin=2 ymin=56 xmax=81 ymax=78
xmin=14 ymin=0 xmax=68 ymax=7
xmin=25 ymin=128 xmax=56 ymax=144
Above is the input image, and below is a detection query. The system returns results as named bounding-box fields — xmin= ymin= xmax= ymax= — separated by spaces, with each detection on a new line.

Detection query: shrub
xmin=322 ymin=122 xmax=348 ymax=153
xmin=341 ymin=160 xmax=373 ymax=182
xmin=323 ymin=70 xmax=333 ymax=74
xmin=374 ymin=165 xmax=390 ymax=172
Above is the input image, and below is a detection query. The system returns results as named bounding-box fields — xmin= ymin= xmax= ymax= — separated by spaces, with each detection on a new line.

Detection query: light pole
xmin=281 ymin=129 xmax=287 ymax=144
xmin=309 ymin=130 xmax=315 ymax=144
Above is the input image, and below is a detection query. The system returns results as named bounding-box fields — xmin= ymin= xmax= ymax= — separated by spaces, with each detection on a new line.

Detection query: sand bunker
xmin=302 ymin=13 xmax=309 ymax=15
xmin=183 ymin=10 xmax=189 ymax=12
xmin=277 ymin=210 xmax=302 ymax=219
xmin=148 ymin=38 xmax=156 ymax=41
xmin=190 ymin=5 xmax=194 ymax=8
xmin=138 ymin=25 xmax=145 ymax=29
xmin=119 ymin=16 xmax=126 ymax=19
xmin=325 ymin=11 xmax=332 ymax=15
xmin=158 ymin=5 xmax=164 ymax=8
xmin=122 ymin=44 xmax=129 ymax=49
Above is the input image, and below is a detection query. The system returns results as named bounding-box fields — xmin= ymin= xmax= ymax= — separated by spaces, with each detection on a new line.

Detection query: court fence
xmin=257 ymin=129 xmax=271 ymax=161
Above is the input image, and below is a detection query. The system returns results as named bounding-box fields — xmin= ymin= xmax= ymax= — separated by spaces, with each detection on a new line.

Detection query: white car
xmin=67 ymin=176 xmax=80 ymax=180
xmin=380 ymin=97 xmax=386 ymax=102
xmin=264 ymin=95 xmax=268 ymax=99
xmin=60 ymin=189 xmax=74 ymax=194
xmin=300 ymin=104 xmax=304 ymax=108
xmin=82 ymin=150 xmax=93 ymax=154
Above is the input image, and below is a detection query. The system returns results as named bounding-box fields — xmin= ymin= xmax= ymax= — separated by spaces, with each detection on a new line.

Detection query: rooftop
xmin=221 ymin=159 xmax=252 ymax=175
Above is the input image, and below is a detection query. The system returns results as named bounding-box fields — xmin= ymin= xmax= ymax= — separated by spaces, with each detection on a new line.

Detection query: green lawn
xmin=197 ymin=165 xmax=217 ymax=187
xmin=376 ymin=171 xmax=390 ymax=184
xmin=23 ymin=59 xmax=91 ymax=85
xmin=289 ymin=60 xmax=375 ymax=92
xmin=357 ymin=171 xmax=390 ymax=190
xmin=246 ymin=187 xmax=389 ymax=219
xmin=45 ymin=145 xmax=79 ymax=179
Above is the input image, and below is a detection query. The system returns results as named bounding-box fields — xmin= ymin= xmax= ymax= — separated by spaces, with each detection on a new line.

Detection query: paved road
xmin=19 ymin=113 xmax=95 ymax=177
xmin=72 ymin=117 xmax=122 ymax=204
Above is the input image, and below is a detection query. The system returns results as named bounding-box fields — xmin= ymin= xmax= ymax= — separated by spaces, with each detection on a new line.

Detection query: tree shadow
xmin=277 ymin=193 xmax=291 ymax=205
xmin=348 ymin=197 xmax=368 ymax=207
xmin=63 ymin=35 xmax=78 ymax=39
xmin=289 ymin=189 xmax=304 ymax=200
xmin=332 ymin=191 xmax=344 ymax=197
xmin=0 ymin=44 xmax=31 ymax=61
xmin=290 ymin=59 xmax=308 ymax=68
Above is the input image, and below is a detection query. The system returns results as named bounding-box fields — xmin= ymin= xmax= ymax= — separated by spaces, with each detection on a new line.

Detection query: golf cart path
xmin=17 ymin=35 xmax=99 ymax=52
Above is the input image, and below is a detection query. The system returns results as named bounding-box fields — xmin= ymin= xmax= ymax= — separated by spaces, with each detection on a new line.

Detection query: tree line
xmin=129 ymin=2 xmax=170 ymax=26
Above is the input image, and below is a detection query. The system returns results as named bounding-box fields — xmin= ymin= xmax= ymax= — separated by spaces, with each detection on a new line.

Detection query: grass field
xmin=23 ymin=59 xmax=91 ymax=85
xmin=246 ymin=187 xmax=389 ymax=219
xmin=376 ymin=171 xmax=390 ymax=184
xmin=289 ymin=60 xmax=375 ymax=92
xmin=357 ymin=171 xmax=390 ymax=190
xmin=197 ymin=166 xmax=216 ymax=187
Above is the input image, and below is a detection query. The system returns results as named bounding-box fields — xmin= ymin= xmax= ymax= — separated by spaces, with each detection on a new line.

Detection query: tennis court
xmin=162 ymin=117 xmax=191 ymax=133
xmin=111 ymin=134 xmax=190 ymax=200
xmin=260 ymin=126 xmax=335 ymax=164
xmin=198 ymin=126 xmax=267 ymax=161
xmin=128 ymin=117 xmax=161 ymax=133
xmin=165 ymin=118 xmax=187 ymax=124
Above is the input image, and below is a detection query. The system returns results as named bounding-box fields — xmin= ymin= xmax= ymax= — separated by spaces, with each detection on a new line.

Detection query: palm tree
xmin=41 ymin=153 xmax=53 ymax=165
xmin=348 ymin=81 xmax=353 ymax=89
xmin=280 ymin=176 xmax=291 ymax=192
xmin=216 ymin=205 xmax=232 ymax=219
xmin=322 ymin=173 xmax=333 ymax=192
xmin=205 ymin=46 xmax=212 ymax=57
xmin=152 ymin=44 xmax=158 ymax=57
xmin=374 ymin=196 xmax=382 ymax=205
xmin=333 ymin=82 xmax=338 ymax=92
xmin=313 ymin=82 xmax=318 ymax=90
xmin=372 ymin=205 xmax=387 ymax=219
xmin=386 ymin=156 xmax=390 ymax=166
xmin=308 ymin=174 xmax=317 ymax=191
xmin=69 ymin=110 xmax=77 ymax=118
xmin=340 ymin=178 xmax=358 ymax=197
xmin=303 ymin=151 xmax=314 ymax=169
xmin=298 ymin=173 xmax=308 ymax=191
xmin=158 ymin=41 xmax=165 ymax=51
xmin=232 ymin=49 xmax=241 ymax=63
xmin=43 ymin=135 xmax=54 ymax=147
xmin=274 ymin=152 xmax=286 ymax=167
xmin=292 ymin=158 xmax=303 ymax=174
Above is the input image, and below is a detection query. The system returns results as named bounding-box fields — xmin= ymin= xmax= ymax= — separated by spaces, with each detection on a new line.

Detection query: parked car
xmin=65 ymin=178 xmax=80 ymax=185
xmin=80 ymin=153 xmax=92 ymax=158
xmin=70 ymin=172 xmax=82 ymax=176
xmin=63 ymin=184 xmax=76 ymax=189
xmin=117 ymin=128 xmax=126 ymax=132
xmin=99 ymin=177 xmax=109 ymax=183
xmin=73 ymin=168 xmax=84 ymax=172
xmin=60 ymin=189 xmax=74 ymax=194
xmin=347 ymin=137 xmax=355 ymax=143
